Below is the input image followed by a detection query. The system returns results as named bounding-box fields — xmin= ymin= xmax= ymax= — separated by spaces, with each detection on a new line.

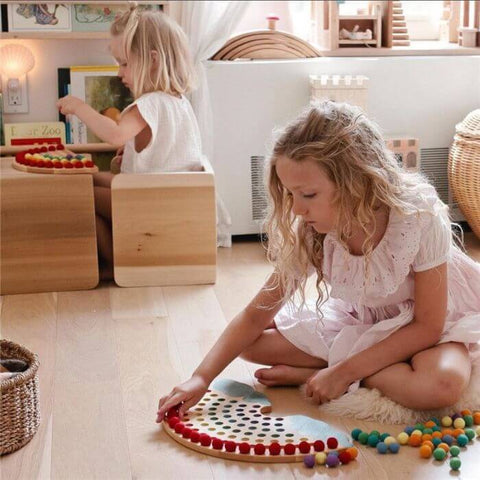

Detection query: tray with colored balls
xmin=163 ymin=379 xmax=354 ymax=463
xmin=12 ymin=144 xmax=98 ymax=174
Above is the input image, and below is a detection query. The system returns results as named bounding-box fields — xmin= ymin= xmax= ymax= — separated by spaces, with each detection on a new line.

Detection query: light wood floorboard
xmin=1 ymin=233 xmax=479 ymax=479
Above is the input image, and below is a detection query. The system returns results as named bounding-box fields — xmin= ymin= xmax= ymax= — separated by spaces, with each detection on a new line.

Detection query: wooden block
xmin=111 ymin=161 xmax=217 ymax=287
xmin=0 ymin=158 xmax=99 ymax=295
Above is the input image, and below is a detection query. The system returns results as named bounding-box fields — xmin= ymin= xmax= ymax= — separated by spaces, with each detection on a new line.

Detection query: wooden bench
xmin=111 ymin=160 xmax=217 ymax=287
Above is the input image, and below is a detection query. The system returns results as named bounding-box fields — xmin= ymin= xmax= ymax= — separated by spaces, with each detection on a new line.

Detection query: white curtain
xmin=170 ymin=1 xmax=250 ymax=247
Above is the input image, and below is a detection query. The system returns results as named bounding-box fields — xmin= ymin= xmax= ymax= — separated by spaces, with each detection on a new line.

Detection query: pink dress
xmin=275 ymin=183 xmax=480 ymax=390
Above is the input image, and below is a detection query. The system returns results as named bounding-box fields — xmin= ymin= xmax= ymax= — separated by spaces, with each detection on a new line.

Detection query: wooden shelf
xmin=339 ymin=15 xmax=378 ymax=20
xmin=338 ymin=39 xmax=378 ymax=45
xmin=1 ymin=31 xmax=110 ymax=39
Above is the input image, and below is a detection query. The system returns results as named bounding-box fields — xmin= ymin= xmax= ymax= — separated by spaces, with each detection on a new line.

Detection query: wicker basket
xmin=448 ymin=109 xmax=480 ymax=239
xmin=0 ymin=339 xmax=40 ymax=455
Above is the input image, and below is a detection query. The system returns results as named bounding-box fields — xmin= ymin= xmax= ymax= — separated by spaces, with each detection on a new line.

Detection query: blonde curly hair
xmin=111 ymin=3 xmax=196 ymax=99
xmin=264 ymin=101 xmax=428 ymax=313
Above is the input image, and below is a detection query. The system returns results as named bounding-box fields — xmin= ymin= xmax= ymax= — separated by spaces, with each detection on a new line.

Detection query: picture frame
xmin=69 ymin=65 xmax=133 ymax=143
xmin=71 ymin=3 xmax=160 ymax=32
xmin=7 ymin=3 xmax=72 ymax=32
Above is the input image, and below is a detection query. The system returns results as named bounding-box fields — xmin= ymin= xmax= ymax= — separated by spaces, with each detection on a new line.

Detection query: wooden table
xmin=1 ymin=158 xmax=99 ymax=295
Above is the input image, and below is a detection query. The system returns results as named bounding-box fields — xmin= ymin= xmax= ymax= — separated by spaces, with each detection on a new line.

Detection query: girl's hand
xmin=156 ymin=375 xmax=209 ymax=423
xmin=56 ymin=95 xmax=85 ymax=115
xmin=305 ymin=364 xmax=353 ymax=404
xmin=110 ymin=146 xmax=124 ymax=174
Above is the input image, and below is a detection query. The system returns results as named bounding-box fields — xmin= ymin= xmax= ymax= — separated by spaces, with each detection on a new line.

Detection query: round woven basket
xmin=448 ymin=109 xmax=480 ymax=239
xmin=0 ymin=339 xmax=40 ymax=456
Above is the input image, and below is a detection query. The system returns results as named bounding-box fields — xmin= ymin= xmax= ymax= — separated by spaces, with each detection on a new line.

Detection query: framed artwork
xmin=8 ymin=3 xmax=72 ymax=32
xmin=69 ymin=65 xmax=132 ymax=143
xmin=71 ymin=3 xmax=159 ymax=32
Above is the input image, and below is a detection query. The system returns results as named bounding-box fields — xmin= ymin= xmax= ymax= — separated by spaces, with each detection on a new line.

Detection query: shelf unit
xmin=337 ymin=6 xmax=382 ymax=48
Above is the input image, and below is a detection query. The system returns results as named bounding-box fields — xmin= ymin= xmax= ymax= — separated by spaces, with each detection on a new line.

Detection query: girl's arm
xmin=157 ymin=272 xmax=288 ymax=419
xmin=307 ymin=263 xmax=448 ymax=401
xmin=57 ymin=95 xmax=147 ymax=146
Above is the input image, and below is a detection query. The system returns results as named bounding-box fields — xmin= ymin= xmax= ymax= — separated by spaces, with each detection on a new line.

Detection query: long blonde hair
xmin=111 ymin=3 xmax=196 ymax=99
xmin=265 ymin=101 xmax=428 ymax=312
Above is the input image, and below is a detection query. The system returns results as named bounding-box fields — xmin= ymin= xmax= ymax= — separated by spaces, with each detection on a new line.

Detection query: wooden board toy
xmin=12 ymin=144 xmax=98 ymax=174
xmin=163 ymin=379 xmax=353 ymax=463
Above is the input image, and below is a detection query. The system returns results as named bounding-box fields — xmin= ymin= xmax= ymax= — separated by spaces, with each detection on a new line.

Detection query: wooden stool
xmin=111 ymin=161 xmax=217 ymax=287
xmin=0 ymin=158 xmax=99 ymax=295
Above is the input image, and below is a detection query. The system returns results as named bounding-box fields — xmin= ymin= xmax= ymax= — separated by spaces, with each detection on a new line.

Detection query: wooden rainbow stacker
xmin=12 ymin=144 xmax=98 ymax=174
xmin=163 ymin=379 xmax=353 ymax=463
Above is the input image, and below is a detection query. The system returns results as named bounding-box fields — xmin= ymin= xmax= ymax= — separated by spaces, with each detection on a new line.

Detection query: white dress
xmin=275 ymin=183 xmax=480 ymax=390
xmin=120 ymin=91 xmax=203 ymax=173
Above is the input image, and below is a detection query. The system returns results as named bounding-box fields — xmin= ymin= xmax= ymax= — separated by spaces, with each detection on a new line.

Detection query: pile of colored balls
xmin=303 ymin=444 xmax=359 ymax=469
xmin=351 ymin=409 xmax=480 ymax=472
xmin=400 ymin=410 xmax=480 ymax=471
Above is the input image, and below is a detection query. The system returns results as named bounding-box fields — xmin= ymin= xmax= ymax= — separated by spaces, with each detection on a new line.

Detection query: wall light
xmin=0 ymin=44 xmax=35 ymax=114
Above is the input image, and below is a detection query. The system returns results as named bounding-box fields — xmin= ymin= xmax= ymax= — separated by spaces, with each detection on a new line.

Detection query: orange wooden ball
xmin=453 ymin=428 xmax=465 ymax=438
xmin=432 ymin=431 xmax=443 ymax=439
xmin=422 ymin=440 xmax=434 ymax=451
xmin=473 ymin=412 xmax=480 ymax=425
xmin=438 ymin=442 xmax=450 ymax=453
xmin=421 ymin=433 xmax=432 ymax=442
xmin=408 ymin=434 xmax=422 ymax=447
xmin=346 ymin=446 xmax=358 ymax=460
xmin=419 ymin=444 xmax=432 ymax=458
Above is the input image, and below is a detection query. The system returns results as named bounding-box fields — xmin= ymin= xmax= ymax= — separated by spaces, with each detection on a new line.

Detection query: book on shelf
xmin=69 ymin=65 xmax=133 ymax=144
xmin=4 ymin=122 xmax=66 ymax=147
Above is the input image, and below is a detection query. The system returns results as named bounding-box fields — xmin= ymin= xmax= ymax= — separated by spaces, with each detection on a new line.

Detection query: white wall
xmin=206 ymin=56 xmax=480 ymax=234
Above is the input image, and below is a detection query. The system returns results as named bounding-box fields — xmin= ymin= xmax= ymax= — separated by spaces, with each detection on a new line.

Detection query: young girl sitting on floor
xmin=57 ymin=5 xmax=202 ymax=279
xmin=157 ymin=101 xmax=480 ymax=420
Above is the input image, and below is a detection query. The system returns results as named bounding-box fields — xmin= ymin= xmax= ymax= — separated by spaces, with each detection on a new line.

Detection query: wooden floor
xmin=1 ymin=233 xmax=479 ymax=480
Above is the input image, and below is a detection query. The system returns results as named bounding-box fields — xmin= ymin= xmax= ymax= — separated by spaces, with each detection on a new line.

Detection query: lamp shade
xmin=0 ymin=44 xmax=35 ymax=78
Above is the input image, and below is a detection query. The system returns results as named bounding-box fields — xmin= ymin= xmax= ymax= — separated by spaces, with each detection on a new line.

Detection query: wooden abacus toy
xmin=163 ymin=379 xmax=353 ymax=463
xmin=12 ymin=144 xmax=98 ymax=174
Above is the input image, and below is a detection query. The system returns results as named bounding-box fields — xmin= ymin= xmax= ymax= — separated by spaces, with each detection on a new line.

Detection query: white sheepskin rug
xmin=315 ymin=354 xmax=480 ymax=425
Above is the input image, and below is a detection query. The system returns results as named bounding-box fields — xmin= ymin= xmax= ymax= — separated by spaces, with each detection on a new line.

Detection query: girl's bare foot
xmin=254 ymin=365 xmax=318 ymax=387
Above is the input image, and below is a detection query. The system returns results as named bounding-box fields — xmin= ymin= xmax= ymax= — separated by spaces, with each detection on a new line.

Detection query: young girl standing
xmin=57 ymin=5 xmax=202 ymax=279
xmin=157 ymin=101 xmax=480 ymax=420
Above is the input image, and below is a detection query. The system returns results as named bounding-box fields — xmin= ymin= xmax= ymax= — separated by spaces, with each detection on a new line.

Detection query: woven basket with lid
xmin=0 ymin=339 xmax=40 ymax=455
xmin=448 ymin=109 xmax=480 ymax=239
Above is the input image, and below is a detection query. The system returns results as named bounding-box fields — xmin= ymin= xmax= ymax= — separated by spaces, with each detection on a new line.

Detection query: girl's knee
xmin=421 ymin=365 xmax=470 ymax=408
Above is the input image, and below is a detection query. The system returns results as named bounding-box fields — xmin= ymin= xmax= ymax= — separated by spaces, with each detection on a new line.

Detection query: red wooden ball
xmin=168 ymin=417 xmax=180 ymax=429
xmin=338 ymin=450 xmax=352 ymax=464
xmin=327 ymin=437 xmax=338 ymax=449
xmin=174 ymin=422 xmax=185 ymax=434
xmin=199 ymin=434 xmax=211 ymax=447
xmin=254 ymin=443 xmax=266 ymax=455
xmin=284 ymin=443 xmax=296 ymax=455
xmin=313 ymin=440 xmax=325 ymax=452
xmin=190 ymin=431 xmax=201 ymax=443
xmin=269 ymin=443 xmax=281 ymax=455
xmin=298 ymin=441 xmax=311 ymax=453
xmin=239 ymin=442 xmax=250 ymax=454
xmin=225 ymin=441 xmax=237 ymax=452
xmin=182 ymin=427 xmax=192 ymax=439
xmin=212 ymin=438 xmax=224 ymax=450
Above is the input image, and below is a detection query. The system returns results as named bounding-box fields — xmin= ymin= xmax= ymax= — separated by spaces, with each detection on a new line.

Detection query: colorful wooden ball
xmin=438 ymin=442 xmax=450 ymax=453
xmin=168 ymin=417 xmax=180 ymax=428
xmin=408 ymin=434 xmax=422 ymax=447
xmin=452 ymin=413 xmax=462 ymax=421
xmin=351 ymin=428 xmax=362 ymax=440
xmin=419 ymin=444 xmax=432 ymax=458
xmin=384 ymin=436 xmax=397 ymax=445
xmin=254 ymin=443 xmax=266 ymax=455
xmin=190 ymin=431 xmax=201 ymax=443
xmin=338 ymin=450 xmax=352 ymax=464
xmin=358 ymin=432 xmax=369 ymax=444
xmin=182 ymin=427 xmax=192 ymax=438
xmin=441 ymin=416 xmax=453 ymax=427
xmin=450 ymin=458 xmax=461 ymax=471
xmin=463 ymin=415 xmax=474 ymax=427
xmin=313 ymin=440 xmax=325 ymax=452
xmin=433 ymin=448 xmax=447 ymax=461
xmin=404 ymin=426 xmax=415 ymax=435
xmin=174 ymin=422 xmax=185 ymax=434
xmin=464 ymin=428 xmax=475 ymax=441
xmin=298 ymin=441 xmax=311 ymax=453
xmin=379 ymin=433 xmax=391 ymax=441
xmin=456 ymin=434 xmax=468 ymax=447
xmin=442 ymin=434 xmax=454 ymax=445
xmin=424 ymin=420 xmax=436 ymax=428
xmin=326 ymin=453 xmax=340 ymax=467
xmin=225 ymin=441 xmax=236 ymax=452
xmin=376 ymin=442 xmax=388 ymax=454
xmin=199 ymin=434 xmax=211 ymax=447
xmin=284 ymin=443 xmax=296 ymax=455
xmin=461 ymin=409 xmax=472 ymax=416
xmin=397 ymin=432 xmax=409 ymax=445
xmin=346 ymin=446 xmax=358 ymax=459
xmin=303 ymin=455 xmax=315 ymax=468
xmin=453 ymin=417 xmax=466 ymax=429
xmin=315 ymin=452 xmax=327 ymax=465
xmin=367 ymin=434 xmax=380 ymax=447
xmin=327 ymin=437 xmax=338 ymax=449
xmin=449 ymin=445 xmax=461 ymax=457
xmin=473 ymin=412 xmax=480 ymax=425
xmin=432 ymin=437 xmax=442 ymax=447
xmin=388 ymin=442 xmax=400 ymax=454
xmin=476 ymin=426 xmax=480 ymax=437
